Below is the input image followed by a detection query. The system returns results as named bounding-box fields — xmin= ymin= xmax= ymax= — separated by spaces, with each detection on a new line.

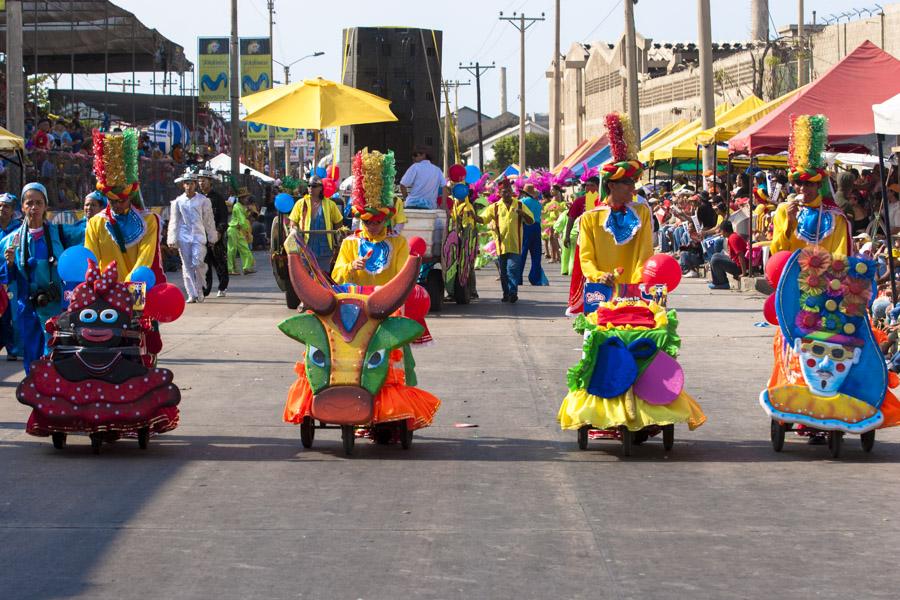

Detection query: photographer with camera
xmin=0 ymin=182 xmax=82 ymax=373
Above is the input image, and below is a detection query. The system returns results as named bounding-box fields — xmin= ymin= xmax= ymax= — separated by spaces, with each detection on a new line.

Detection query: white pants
xmin=178 ymin=241 xmax=208 ymax=299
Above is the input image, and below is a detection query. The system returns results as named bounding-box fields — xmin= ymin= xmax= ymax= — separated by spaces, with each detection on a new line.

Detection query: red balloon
xmin=763 ymin=293 xmax=779 ymax=325
xmin=404 ymin=284 xmax=431 ymax=321
xmin=322 ymin=177 xmax=337 ymax=198
xmin=144 ymin=283 xmax=186 ymax=323
xmin=642 ymin=254 xmax=682 ymax=292
xmin=326 ymin=164 xmax=340 ymax=181
xmin=448 ymin=164 xmax=466 ymax=183
xmin=765 ymin=250 xmax=793 ymax=287
xmin=408 ymin=236 xmax=427 ymax=257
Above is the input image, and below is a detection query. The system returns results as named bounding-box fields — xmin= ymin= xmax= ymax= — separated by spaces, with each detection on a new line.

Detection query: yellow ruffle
xmin=557 ymin=388 xmax=707 ymax=432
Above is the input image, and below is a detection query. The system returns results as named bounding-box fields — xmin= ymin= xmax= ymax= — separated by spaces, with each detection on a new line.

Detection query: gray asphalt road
xmin=1 ymin=254 xmax=898 ymax=600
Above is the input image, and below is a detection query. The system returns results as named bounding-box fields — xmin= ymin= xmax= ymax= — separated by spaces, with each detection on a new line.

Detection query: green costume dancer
xmin=227 ymin=188 xmax=255 ymax=274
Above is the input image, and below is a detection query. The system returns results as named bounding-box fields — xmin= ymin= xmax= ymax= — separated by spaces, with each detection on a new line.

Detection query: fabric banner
xmin=198 ymin=37 xmax=230 ymax=103
xmin=274 ymin=126 xmax=295 ymax=141
xmin=247 ymin=121 xmax=269 ymax=141
xmin=240 ymin=38 xmax=272 ymax=96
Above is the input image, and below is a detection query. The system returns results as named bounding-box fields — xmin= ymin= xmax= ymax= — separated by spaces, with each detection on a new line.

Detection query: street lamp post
xmin=273 ymin=52 xmax=324 ymax=179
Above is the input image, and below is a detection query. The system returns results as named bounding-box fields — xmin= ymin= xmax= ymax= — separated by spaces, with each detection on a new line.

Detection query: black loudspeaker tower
xmin=339 ymin=27 xmax=443 ymax=179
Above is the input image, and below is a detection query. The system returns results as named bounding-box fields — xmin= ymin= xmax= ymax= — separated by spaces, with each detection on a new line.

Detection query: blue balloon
xmin=57 ymin=245 xmax=97 ymax=283
xmin=464 ymin=164 xmax=481 ymax=184
xmin=314 ymin=166 xmax=327 ymax=179
xmin=275 ymin=192 xmax=296 ymax=213
xmin=130 ymin=266 xmax=157 ymax=289
xmin=452 ymin=183 xmax=469 ymax=200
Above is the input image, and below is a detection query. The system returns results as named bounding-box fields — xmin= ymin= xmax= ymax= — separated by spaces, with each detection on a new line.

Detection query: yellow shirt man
xmin=578 ymin=202 xmax=653 ymax=283
xmin=480 ymin=199 xmax=534 ymax=255
xmin=288 ymin=195 xmax=345 ymax=250
xmin=84 ymin=210 xmax=161 ymax=282
xmin=770 ymin=202 xmax=851 ymax=256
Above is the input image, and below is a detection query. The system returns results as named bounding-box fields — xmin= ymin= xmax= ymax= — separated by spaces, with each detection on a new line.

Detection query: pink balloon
xmin=642 ymin=254 xmax=682 ymax=292
xmin=763 ymin=293 xmax=779 ymax=325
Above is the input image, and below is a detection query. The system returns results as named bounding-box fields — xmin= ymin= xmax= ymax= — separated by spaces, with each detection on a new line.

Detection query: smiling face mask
xmin=794 ymin=338 xmax=861 ymax=396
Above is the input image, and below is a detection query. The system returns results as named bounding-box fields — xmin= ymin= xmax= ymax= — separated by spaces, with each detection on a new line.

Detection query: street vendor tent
xmin=728 ymin=41 xmax=900 ymax=155
xmin=638 ymin=102 xmax=733 ymax=163
xmin=571 ymin=128 xmax=660 ymax=175
xmin=552 ymin=136 xmax=608 ymax=174
xmin=874 ymin=92 xmax=900 ymax=135
xmin=696 ymin=88 xmax=801 ymax=146
xmin=208 ymin=153 xmax=275 ymax=184
xmin=0 ymin=126 xmax=25 ymax=152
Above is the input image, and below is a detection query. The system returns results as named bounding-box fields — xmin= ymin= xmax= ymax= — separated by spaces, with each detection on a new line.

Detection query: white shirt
xmin=400 ymin=159 xmax=445 ymax=208
xmin=168 ymin=192 xmax=218 ymax=245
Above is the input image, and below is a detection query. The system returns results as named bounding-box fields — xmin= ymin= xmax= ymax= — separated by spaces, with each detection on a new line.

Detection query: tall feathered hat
xmin=92 ymin=129 xmax=143 ymax=209
xmin=600 ymin=112 xmax=644 ymax=200
xmin=351 ymin=148 xmax=397 ymax=223
xmin=788 ymin=114 xmax=829 ymax=193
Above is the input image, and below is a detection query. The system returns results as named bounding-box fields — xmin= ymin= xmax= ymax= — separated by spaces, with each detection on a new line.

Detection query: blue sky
xmin=94 ymin=0 xmax=873 ymax=117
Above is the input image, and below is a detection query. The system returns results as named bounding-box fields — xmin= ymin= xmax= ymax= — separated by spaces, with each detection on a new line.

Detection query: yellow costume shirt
xmin=578 ymin=202 xmax=653 ymax=283
xmin=288 ymin=195 xmax=345 ymax=249
xmin=84 ymin=211 xmax=160 ymax=282
xmin=332 ymin=231 xmax=410 ymax=286
xmin=450 ymin=200 xmax=477 ymax=229
xmin=770 ymin=201 xmax=851 ymax=256
xmin=480 ymin=199 xmax=534 ymax=255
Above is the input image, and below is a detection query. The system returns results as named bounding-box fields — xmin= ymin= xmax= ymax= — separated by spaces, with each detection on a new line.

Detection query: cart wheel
xmin=300 ymin=416 xmax=315 ymax=448
xmin=827 ymin=430 xmax=843 ymax=458
xmin=662 ymin=424 xmax=675 ymax=451
xmin=51 ymin=431 xmax=66 ymax=450
xmin=341 ymin=425 xmax=355 ymax=456
xmin=373 ymin=424 xmax=393 ymax=445
xmin=137 ymin=427 xmax=150 ymax=450
xmin=399 ymin=420 xmax=413 ymax=450
xmin=425 ymin=269 xmax=444 ymax=313
xmin=860 ymin=430 xmax=875 ymax=453
xmin=770 ymin=419 xmax=786 ymax=452
xmin=285 ymin=286 xmax=301 ymax=311
xmin=619 ymin=426 xmax=633 ymax=457
xmin=89 ymin=433 xmax=102 ymax=455
xmin=577 ymin=425 xmax=589 ymax=450
xmin=633 ymin=430 xmax=650 ymax=445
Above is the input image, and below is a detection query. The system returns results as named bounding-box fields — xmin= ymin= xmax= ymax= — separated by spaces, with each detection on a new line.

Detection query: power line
xmin=582 ymin=0 xmax=623 ymax=42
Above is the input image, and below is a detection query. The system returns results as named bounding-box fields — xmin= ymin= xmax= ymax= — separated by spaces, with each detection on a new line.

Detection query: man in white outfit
xmin=168 ymin=172 xmax=218 ymax=303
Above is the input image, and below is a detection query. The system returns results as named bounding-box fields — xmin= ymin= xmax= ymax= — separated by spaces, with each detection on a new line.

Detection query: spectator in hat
xmin=198 ymin=170 xmax=230 ymax=298
xmin=289 ymin=177 xmax=344 ymax=273
xmin=400 ymin=146 xmax=447 ymax=209
xmin=481 ymin=178 xmax=534 ymax=303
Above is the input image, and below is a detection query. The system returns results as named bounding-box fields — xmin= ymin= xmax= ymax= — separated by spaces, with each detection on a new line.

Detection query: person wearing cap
xmin=198 ymin=170 xmax=230 ymax=297
xmin=168 ymin=172 xmax=218 ymax=303
xmin=517 ymin=183 xmax=548 ymax=287
xmin=72 ymin=191 xmax=107 ymax=241
xmin=288 ymin=178 xmax=345 ymax=273
xmin=481 ymin=178 xmax=534 ymax=303
xmin=226 ymin=187 xmax=256 ymax=275
xmin=400 ymin=146 xmax=447 ymax=210
xmin=0 ymin=183 xmax=82 ymax=373
xmin=0 ymin=193 xmax=22 ymax=360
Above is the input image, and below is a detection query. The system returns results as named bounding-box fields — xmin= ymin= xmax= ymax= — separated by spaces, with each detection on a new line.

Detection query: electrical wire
xmin=582 ymin=0 xmax=623 ymax=42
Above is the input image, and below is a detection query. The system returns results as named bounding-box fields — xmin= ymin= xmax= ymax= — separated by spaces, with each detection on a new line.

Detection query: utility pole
xmin=552 ymin=0 xmax=562 ymax=167
xmin=267 ymin=0 xmax=276 ymax=178
xmin=6 ymin=0 xmax=24 ymax=194
xmin=500 ymin=11 xmax=544 ymax=173
xmin=230 ymin=0 xmax=241 ymax=180
xmin=283 ymin=65 xmax=291 ymax=179
xmin=623 ymin=0 xmax=641 ymax=147
xmin=698 ymin=0 xmax=716 ymax=180
xmin=459 ymin=62 xmax=494 ymax=172
xmin=440 ymin=80 xmax=470 ymax=172
xmin=797 ymin=0 xmax=808 ymax=86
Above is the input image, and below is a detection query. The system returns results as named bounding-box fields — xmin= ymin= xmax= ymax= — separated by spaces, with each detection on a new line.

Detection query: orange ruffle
xmin=283 ymin=362 xmax=440 ymax=430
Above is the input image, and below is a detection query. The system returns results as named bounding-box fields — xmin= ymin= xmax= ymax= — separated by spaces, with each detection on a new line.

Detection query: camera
xmin=29 ymin=283 xmax=61 ymax=308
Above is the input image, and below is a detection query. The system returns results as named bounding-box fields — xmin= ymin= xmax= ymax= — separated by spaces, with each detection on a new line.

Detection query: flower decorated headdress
xmin=68 ymin=260 xmax=134 ymax=316
xmin=787 ymin=114 xmax=829 ymax=190
xmin=600 ymin=112 xmax=644 ymax=200
xmin=786 ymin=246 xmax=875 ymax=347
xmin=93 ymin=129 xmax=143 ymax=209
xmin=351 ymin=149 xmax=397 ymax=223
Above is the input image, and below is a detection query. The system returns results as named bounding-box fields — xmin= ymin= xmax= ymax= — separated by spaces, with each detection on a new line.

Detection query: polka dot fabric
xmin=69 ymin=260 xmax=133 ymax=315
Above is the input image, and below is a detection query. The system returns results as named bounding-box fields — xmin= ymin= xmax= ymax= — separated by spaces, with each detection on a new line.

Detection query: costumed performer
xmin=0 ymin=192 xmax=23 ymax=360
xmin=332 ymin=149 xmax=410 ymax=286
xmin=168 ymin=171 xmax=218 ymax=304
xmin=226 ymin=187 xmax=256 ymax=274
xmin=199 ymin=169 xmax=230 ymax=298
xmin=480 ymin=178 xmax=535 ymax=303
xmin=288 ymin=177 xmax=345 ymax=274
xmin=0 ymin=183 xmax=83 ymax=373
xmin=770 ymin=115 xmax=851 ymax=256
xmin=517 ymin=182 xmax=549 ymax=287
xmin=557 ymin=112 xmax=706 ymax=440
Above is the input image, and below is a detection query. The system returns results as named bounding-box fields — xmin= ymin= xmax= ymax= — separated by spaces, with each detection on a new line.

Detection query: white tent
xmin=207 ymin=153 xmax=275 ymax=184
xmin=874 ymin=92 xmax=900 ymax=135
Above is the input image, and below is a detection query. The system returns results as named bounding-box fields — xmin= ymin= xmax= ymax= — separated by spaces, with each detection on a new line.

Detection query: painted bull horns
xmin=287 ymin=253 xmax=337 ymax=315
xmin=366 ymin=256 xmax=422 ymax=320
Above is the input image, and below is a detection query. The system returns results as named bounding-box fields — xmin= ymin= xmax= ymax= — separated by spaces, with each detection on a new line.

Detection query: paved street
xmin=1 ymin=253 xmax=898 ymax=600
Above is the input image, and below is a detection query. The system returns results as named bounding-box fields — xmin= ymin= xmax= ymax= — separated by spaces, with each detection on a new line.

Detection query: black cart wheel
xmin=399 ymin=420 xmax=413 ymax=450
xmin=770 ymin=419 xmax=786 ymax=452
xmin=662 ymin=424 xmax=675 ymax=451
xmin=860 ymin=430 xmax=875 ymax=453
xmin=619 ymin=426 xmax=633 ymax=457
xmin=577 ymin=425 xmax=589 ymax=450
xmin=372 ymin=424 xmax=393 ymax=445
xmin=633 ymin=430 xmax=650 ymax=445
xmin=425 ymin=269 xmax=444 ymax=313
xmin=51 ymin=431 xmax=67 ymax=450
xmin=90 ymin=433 xmax=102 ymax=455
xmin=285 ymin=285 xmax=301 ymax=310
xmin=300 ymin=416 xmax=315 ymax=448
xmin=827 ymin=430 xmax=843 ymax=458
xmin=137 ymin=427 xmax=150 ymax=450
xmin=341 ymin=425 xmax=355 ymax=456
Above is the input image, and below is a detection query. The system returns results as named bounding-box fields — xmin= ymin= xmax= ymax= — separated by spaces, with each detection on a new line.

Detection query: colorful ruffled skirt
xmin=558 ymin=388 xmax=706 ymax=432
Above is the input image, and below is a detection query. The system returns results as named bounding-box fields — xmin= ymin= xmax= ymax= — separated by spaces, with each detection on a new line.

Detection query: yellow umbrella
xmin=0 ymin=125 xmax=25 ymax=152
xmin=240 ymin=77 xmax=398 ymax=129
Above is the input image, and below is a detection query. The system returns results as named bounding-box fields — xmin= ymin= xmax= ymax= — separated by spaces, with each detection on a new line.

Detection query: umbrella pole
xmin=726 ymin=153 xmax=732 ymax=217
xmin=748 ymin=151 xmax=755 ymax=276
xmin=694 ymin=145 xmax=701 ymax=191
xmin=877 ymin=133 xmax=897 ymax=301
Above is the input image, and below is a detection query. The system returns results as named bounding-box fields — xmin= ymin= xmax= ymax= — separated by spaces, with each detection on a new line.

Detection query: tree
xmin=488 ymin=132 xmax=550 ymax=173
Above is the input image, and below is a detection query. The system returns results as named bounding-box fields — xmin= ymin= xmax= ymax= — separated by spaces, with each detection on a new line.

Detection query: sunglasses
xmin=800 ymin=342 xmax=851 ymax=361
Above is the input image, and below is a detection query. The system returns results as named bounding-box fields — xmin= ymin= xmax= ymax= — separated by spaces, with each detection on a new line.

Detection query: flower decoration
xmin=799 ymin=273 xmax=825 ymax=295
xmin=796 ymin=310 xmax=821 ymax=331
xmin=797 ymin=246 xmax=831 ymax=277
